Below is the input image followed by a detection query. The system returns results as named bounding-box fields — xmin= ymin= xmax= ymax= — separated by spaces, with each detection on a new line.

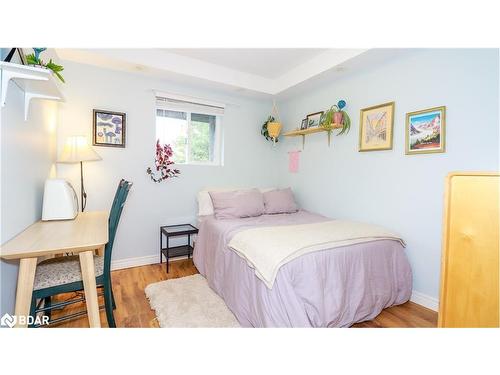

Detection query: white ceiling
xmin=166 ymin=48 xmax=328 ymax=78
xmin=55 ymin=48 xmax=374 ymax=97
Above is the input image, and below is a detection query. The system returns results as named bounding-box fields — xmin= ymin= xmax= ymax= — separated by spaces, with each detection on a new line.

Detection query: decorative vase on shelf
xmin=29 ymin=48 xmax=47 ymax=69
xmin=333 ymin=111 xmax=343 ymax=126
xmin=33 ymin=48 xmax=47 ymax=60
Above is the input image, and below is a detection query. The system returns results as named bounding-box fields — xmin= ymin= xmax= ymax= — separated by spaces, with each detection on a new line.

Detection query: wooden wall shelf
xmin=283 ymin=124 xmax=343 ymax=149
xmin=0 ymin=61 xmax=64 ymax=120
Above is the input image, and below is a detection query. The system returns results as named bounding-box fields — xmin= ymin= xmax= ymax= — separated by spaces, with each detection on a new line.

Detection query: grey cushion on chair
xmin=33 ymin=255 xmax=105 ymax=291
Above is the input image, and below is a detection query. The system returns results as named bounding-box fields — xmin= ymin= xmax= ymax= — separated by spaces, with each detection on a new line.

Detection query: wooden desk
xmin=0 ymin=211 xmax=108 ymax=328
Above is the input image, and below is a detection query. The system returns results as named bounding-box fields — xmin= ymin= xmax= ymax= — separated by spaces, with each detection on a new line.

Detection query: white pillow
xmin=197 ymin=187 xmax=275 ymax=216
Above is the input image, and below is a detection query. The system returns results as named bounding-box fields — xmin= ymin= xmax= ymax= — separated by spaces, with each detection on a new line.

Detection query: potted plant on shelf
xmin=320 ymin=100 xmax=351 ymax=135
xmin=25 ymin=48 xmax=65 ymax=83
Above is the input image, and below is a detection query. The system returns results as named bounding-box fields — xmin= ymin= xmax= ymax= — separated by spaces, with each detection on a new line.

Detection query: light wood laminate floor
xmin=48 ymin=259 xmax=437 ymax=328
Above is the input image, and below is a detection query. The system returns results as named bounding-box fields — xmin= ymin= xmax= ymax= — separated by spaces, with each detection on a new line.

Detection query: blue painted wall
xmin=56 ymin=61 xmax=279 ymax=263
xmin=1 ymin=81 xmax=58 ymax=316
xmin=277 ymin=49 xmax=499 ymax=300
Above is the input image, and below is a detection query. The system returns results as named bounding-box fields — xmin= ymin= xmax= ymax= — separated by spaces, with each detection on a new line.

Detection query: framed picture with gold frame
xmin=405 ymin=106 xmax=446 ymax=155
xmin=359 ymin=101 xmax=395 ymax=152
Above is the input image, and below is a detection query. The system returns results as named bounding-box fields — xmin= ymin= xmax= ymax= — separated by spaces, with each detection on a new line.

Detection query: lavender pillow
xmin=209 ymin=189 xmax=265 ymax=219
xmin=263 ymin=188 xmax=298 ymax=214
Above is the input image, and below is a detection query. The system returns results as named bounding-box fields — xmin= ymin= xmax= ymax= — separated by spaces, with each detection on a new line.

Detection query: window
xmin=155 ymin=93 xmax=224 ymax=165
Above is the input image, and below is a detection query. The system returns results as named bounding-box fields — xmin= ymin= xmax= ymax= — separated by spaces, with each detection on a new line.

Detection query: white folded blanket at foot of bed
xmin=228 ymin=220 xmax=405 ymax=289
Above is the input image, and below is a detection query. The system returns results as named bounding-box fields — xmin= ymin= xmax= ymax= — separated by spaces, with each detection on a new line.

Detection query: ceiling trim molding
xmin=55 ymin=48 xmax=369 ymax=96
xmin=273 ymin=49 xmax=367 ymax=93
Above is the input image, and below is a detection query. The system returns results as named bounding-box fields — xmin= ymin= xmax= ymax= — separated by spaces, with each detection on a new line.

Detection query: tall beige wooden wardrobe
xmin=438 ymin=172 xmax=499 ymax=327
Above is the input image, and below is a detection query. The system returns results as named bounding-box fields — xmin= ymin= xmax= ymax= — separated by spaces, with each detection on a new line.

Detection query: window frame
xmin=155 ymin=106 xmax=224 ymax=167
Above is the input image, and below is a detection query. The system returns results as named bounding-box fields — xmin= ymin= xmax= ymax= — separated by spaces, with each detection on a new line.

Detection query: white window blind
xmin=155 ymin=91 xmax=225 ymax=116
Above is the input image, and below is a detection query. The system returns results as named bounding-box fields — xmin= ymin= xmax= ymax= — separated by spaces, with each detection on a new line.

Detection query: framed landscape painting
xmin=93 ymin=109 xmax=126 ymax=147
xmin=405 ymin=106 xmax=445 ymax=155
xmin=359 ymin=102 xmax=395 ymax=151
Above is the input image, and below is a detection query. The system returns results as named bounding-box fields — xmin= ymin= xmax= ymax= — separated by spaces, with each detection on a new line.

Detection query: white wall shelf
xmin=0 ymin=61 xmax=64 ymax=120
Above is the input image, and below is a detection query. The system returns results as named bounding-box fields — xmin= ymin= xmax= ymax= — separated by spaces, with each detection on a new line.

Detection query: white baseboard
xmin=111 ymin=254 xmax=189 ymax=271
xmin=111 ymin=255 xmax=158 ymax=271
xmin=410 ymin=290 xmax=439 ymax=311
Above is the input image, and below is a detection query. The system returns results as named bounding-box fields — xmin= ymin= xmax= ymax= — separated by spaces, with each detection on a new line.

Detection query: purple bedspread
xmin=193 ymin=210 xmax=412 ymax=327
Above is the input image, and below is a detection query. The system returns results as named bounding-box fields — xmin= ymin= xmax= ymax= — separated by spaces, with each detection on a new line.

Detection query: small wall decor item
xmin=93 ymin=109 xmax=126 ymax=147
xmin=288 ymin=150 xmax=301 ymax=173
xmin=320 ymin=99 xmax=351 ymax=135
xmin=146 ymin=140 xmax=181 ymax=183
xmin=300 ymin=118 xmax=308 ymax=130
xmin=306 ymin=111 xmax=323 ymax=128
xmin=25 ymin=48 xmax=65 ymax=83
xmin=405 ymin=106 xmax=446 ymax=155
xmin=359 ymin=101 xmax=395 ymax=151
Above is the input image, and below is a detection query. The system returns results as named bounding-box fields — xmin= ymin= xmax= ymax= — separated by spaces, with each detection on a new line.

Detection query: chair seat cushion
xmin=34 ymin=255 xmax=104 ymax=291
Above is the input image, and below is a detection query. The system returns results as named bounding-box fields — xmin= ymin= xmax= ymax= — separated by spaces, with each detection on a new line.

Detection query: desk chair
xmin=29 ymin=179 xmax=132 ymax=327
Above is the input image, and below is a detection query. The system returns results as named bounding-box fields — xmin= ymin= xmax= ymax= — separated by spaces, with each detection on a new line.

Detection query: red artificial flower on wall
xmin=146 ymin=140 xmax=180 ymax=183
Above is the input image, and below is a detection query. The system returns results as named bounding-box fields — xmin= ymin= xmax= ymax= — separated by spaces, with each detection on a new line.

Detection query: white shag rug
xmin=145 ymin=274 xmax=241 ymax=328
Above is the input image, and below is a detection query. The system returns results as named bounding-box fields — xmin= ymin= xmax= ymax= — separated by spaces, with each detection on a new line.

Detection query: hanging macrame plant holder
xmin=267 ymin=100 xmax=282 ymax=145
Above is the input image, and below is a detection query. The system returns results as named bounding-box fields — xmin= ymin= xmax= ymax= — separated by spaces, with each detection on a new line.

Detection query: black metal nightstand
xmin=160 ymin=224 xmax=198 ymax=273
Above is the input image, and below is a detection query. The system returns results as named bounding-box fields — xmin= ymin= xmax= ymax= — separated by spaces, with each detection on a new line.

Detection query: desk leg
xmin=79 ymin=250 xmax=101 ymax=328
xmin=14 ymin=257 xmax=37 ymax=328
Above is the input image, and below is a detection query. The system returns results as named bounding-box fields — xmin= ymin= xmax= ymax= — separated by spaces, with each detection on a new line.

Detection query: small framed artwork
xmin=405 ymin=106 xmax=446 ymax=155
xmin=93 ymin=109 xmax=126 ymax=148
xmin=306 ymin=111 xmax=323 ymax=128
xmin=300 ymin=118 xmax=308 ymax=130
xmin=2 ymin=48 xmax=26 ymax=65
xmin=359 ymin=101 xmax=395 ymax=151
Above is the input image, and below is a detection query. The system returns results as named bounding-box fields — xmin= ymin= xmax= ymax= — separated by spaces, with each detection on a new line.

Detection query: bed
xmin=193 ymin=189 xmax=412 ymax=328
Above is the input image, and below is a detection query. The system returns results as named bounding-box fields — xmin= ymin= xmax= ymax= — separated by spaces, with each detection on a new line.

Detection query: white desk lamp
xmin=58 ymin=136 xmax=101 ymax=212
